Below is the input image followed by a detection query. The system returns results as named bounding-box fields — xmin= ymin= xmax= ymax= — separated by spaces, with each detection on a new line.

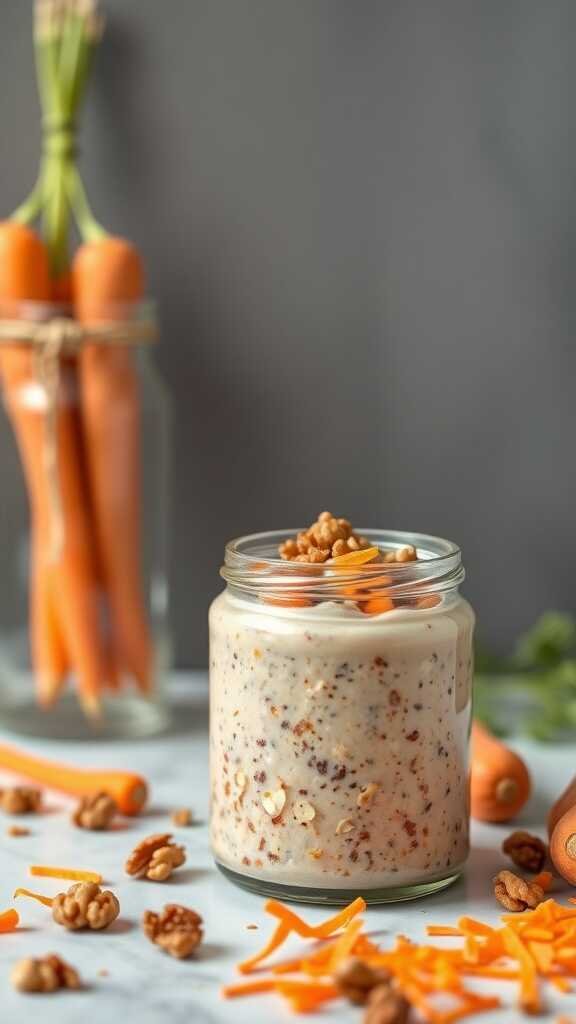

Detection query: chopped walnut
xmin=364 ymin=985 xmax=410 ymax=1024
xmin=72 ymin=791 xmax=117 ymax=831
xmin=142 ymin=904 xmax=203 ymax=959
xmin=279 ymin=512 xmax=371 ymax=563
xmin=52 ymin=882 xmax=120 ymax=930
xmin=493 ymin=870 xmax=545 ymax=912
xmin=7 ymin=825 xmax=30 ymax=837
xmin=172 ymin=808 xmax=193 ymax=827
xmin=11 ymin=954 xmax=81 ymax=993
xmin=125 ymin=833 xmax=186 ymax=881
xmin=0 ymin=787 xmax=42 ymax=815
xmin=502 ymin=831 xmax=547 ymax=874
xmin=335 ymin=957 xmax=392 ymax=1006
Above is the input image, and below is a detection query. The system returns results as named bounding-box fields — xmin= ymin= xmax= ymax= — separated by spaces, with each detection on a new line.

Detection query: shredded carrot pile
xmin=222 ymin=896 xmax=576 ymax=1020
xmin=0 ymin=908 xmax=19 ymax=933
xmin=29 ymin=865 xmax=102 ymax=883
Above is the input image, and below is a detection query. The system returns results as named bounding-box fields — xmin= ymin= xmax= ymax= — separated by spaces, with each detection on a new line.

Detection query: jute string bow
xmin=0 ymin=316 xmax=157 ymax=561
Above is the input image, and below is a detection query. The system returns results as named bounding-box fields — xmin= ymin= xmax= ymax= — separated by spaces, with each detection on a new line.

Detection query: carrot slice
xmin=13 ymin=887 xmax=53 ymax=908
xmin=0 ymin=909 xmax=19 ymax=932
xmin=361 ymin=596 xmax=395 ymax=615
xmin=30 ymin=865 xmax=102 ymax=883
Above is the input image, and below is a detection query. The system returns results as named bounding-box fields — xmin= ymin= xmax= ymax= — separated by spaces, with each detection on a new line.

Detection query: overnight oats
xmin=209 ymin=513 xmax=474 ymax=904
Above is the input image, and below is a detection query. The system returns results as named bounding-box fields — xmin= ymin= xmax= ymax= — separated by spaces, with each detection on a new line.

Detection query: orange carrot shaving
xmin=326 ymin=917 xmax=364 ymax=971
xmin=222 ymin=978 xmax=278 ymax=998
xmin=426 ymin=925 xmax=463 ymax=937
xmin=238 ymin=923 xmax=291 ymax=975
xmin=30 ymin=865 xmax=102 ymax=883
xmin=457 ymin=917 xmax=496 ymax=938
xmin=0 ymin=908 xmax=19 ymax=932
xmin=13 ymin=887 xmax=53 ymax=908
xmin=265 ymin=896 xmax=366 ymax=939
xmin=502 ymin=926 xmax=541 ymax=1015
xmin=330 ymin=546 xmax=379 ymax=566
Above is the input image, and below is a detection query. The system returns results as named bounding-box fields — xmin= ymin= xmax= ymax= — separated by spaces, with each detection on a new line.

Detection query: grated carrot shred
xmin=0 ymin=908 xmax=19 ymax=932
xmin=533 ymin=870 xmax=553 ymax=892
xmin=30 ymin=865 xmax=102 ymax=883
xmin=13 ymin=887 xmax=53 ymax=908
xmin=225 ymin=895 xmax=576 ymax=1018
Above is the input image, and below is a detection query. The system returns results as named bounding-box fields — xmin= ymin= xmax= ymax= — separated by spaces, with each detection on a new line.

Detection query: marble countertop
xmin=0 ymin=673 xmax=575 ymax=1023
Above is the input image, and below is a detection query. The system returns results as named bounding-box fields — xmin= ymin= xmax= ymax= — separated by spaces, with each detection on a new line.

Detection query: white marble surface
xmin=0 ymin=673 xmax=575 ymax=1023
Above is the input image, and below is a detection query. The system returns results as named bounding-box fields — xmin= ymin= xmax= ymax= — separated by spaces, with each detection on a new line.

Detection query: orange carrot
xmin=549 ymin=777 xmax=576 ymax=838
xmin=0 ymin=908 xmax=19 ymax=932
xmin=72 ymin=236 xmax=153 ymax=694
xmin=470 ymin=721 xmax=531 ymax=822
xmin=238 ymin=923 xmax=291 ymax=975
xmin=30 ymin=865 xmax=102 ymax=883
xmin=222 ymin=978 xmax=278 ymax=998
xmin=0 ymin=741 xmax=148 ymax=815
xmin=550 ymin=806 xmax=576 ymax=885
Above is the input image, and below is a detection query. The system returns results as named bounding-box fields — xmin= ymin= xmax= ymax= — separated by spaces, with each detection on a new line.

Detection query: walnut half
xmin=0 ymin=787 xmax=42 ymax=815
xmin=364 ymin=984 xmax=410 ymax=1024
xmin=335 ymin=957 xmax=392 ymax=1006
xmin=11 ymin=954 xmax=81 ymax=993
xmin=502 ymin=831 xmax=547 ymax=874
xmin=143 ymin=904 xmax=203 ymax=959
xmin=52 ymin=882 xmax=120 ymax=930
xmin=493 ymin=870 xmax=545 ymax=912
xmin=72 ymin=792 xmax=117 ymax=831
xmin=125 ymin=833 xmax=186 ymax=881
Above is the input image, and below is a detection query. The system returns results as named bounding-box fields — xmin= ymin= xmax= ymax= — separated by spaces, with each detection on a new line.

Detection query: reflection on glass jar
xmin=0 ymin=300 xmax=171 ymax=739
xmin=210 ymin=528 xmax=474 ymax=904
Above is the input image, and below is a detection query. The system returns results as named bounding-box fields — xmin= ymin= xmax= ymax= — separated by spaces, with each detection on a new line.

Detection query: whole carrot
xmin=0 ymin=221 xmax=108 ymax=715
xmin=72 ymin=236 xmax=153 ymax=694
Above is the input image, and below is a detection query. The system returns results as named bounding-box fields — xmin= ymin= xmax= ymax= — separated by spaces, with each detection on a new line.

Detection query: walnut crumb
xmin=172 ymin=808 xmax=193 ymax=827
xmin=143 ymin=904 xmax=203 ymax=959
xmin=502 ymin=831 xmax=547 ymax=874
xmin=72 ymin=791 xmax=117 ymax=831
xmin=0 ymin=787 xmax=42 ymax=815
xmin=364 ymin=984 xmax=410 ymax=1024
xmin=7 ymin=825 xmax=30 ymax=837
xmin=335 ymin=957 xmax=392 ymax=1006
xmin=493 ymin=870 xmax=545 ymax=912
xmin=278 ymin=512 xmax=372 ymax=563
xmin=52 ymin=882 xmax=120 ymax=931
xmin=125 ymin=833 xmax=186 ymax=881
xmin=308 ymin=847 xmax=323 ymax=860
xmin=11 ymin=954 xmax=81 ymax=993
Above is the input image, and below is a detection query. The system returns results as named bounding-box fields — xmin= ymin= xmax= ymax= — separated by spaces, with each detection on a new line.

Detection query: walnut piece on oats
xmin=493 ymin=870 xmax=544 ymax=912
xmin=278 ymin=512 xmax=372 ymax=564
xmin=0 ymin=787 xmax=42 ymax=815
xmin=11 ymin=954 xmax=81 ymax=993
xmin=125 ymin=833 xmax=186 ymax=881
xmin=72 ymin=791 xmax=117 ymax=831
xmin=142 ymin=904 xmax=203 ymax=959
xmin=52 ymin=882 xmax=120 ymax=931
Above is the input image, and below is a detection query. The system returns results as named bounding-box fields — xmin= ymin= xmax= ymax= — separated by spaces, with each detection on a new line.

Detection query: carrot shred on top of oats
xmin=0 ymin=908 xmax=19 ymax=932
xmin=224 ymin=895 xmax=576 ymax=1018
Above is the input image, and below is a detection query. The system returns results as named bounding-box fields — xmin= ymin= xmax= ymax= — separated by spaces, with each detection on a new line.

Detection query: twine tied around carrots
xmin=0 ymin=316 xmax=157 ymax=561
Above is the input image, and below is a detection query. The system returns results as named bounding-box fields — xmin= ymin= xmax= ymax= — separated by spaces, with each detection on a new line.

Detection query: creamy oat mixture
xmin=209 ymin=592 xmax=474 ymax=891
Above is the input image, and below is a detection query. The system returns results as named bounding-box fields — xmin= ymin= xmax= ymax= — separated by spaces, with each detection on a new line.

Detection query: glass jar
xmin=209 ymin=529 xmax=474 ymax=904
xmin=0 ymin=300 xmax=171 ymax=738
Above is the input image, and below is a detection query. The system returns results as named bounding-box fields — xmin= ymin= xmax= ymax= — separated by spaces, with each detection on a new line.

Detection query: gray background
xmin=1 ymin=1 xmax=575 ymax=666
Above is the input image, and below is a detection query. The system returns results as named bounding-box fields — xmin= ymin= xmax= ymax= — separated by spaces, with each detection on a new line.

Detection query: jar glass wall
xmin=0 ymin=300 xmax=171 ymax=739
xmin=210 ymin=529 xmax=474 ymax=904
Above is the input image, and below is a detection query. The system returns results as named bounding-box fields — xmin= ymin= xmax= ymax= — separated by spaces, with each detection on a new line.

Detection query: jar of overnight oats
xmin=209 ymin=513 xmax=474 ymax=905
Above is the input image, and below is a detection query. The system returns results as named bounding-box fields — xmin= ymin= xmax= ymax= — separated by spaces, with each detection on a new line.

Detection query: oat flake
xmin=293 ymin=800 xmax=316 ymax=823
xmin=335 ymin=818 xmax=355 ymax=835
xmin=261 ymin=788 xmax=286 ymax=817
xmin=357 ymin=782 xmax=379 ymax=808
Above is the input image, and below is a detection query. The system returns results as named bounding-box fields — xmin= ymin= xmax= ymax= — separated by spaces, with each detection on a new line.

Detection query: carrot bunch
xmin=0 ymin=1 xmax=153 ymax=716
xmin=223 ymin=893 xmax=576 ymax=1020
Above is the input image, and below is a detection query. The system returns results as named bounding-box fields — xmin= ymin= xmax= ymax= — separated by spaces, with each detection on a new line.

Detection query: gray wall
xmin=1 ymin=1 xmax=575 ymax=665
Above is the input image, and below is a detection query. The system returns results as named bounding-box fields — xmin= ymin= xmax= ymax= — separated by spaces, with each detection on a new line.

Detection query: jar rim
xmin=221 ymin=529 xmax=464 ymax=603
